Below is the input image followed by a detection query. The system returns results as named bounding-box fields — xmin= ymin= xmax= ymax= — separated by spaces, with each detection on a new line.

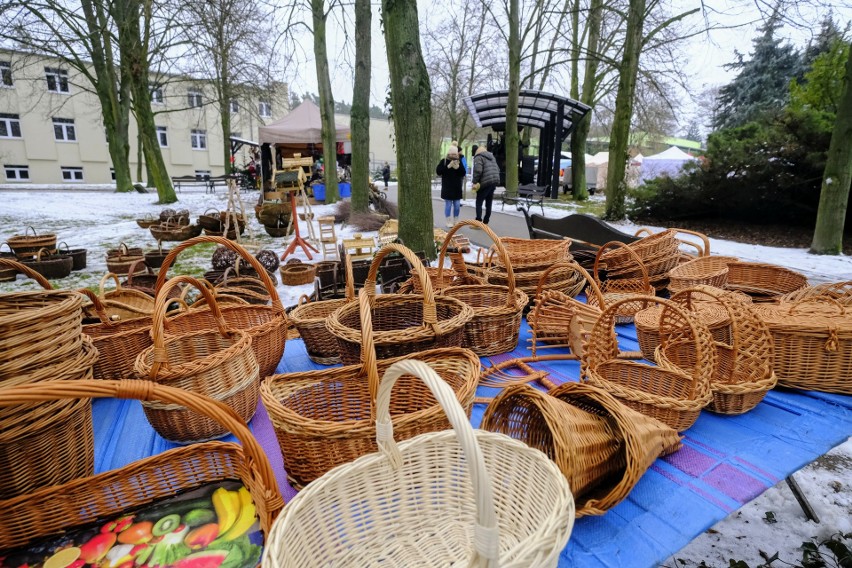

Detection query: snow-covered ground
xmin=1 ymin=186 xmax=850 ymax=567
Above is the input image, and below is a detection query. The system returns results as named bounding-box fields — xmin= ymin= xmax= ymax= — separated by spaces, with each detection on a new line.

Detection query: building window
xmin=258 ymin=99 xmax=271 ymax=117
xmin=156 ymin=126 xmax=168 ymax=147
xmin=4 ymin=164 xmax=29 ymax=181
xmin=0 ymin=113 xmax=22 ymax=138
xmin=187 ymin=89 xmax=202 ymax=108
xmin=229 ymin=99 xmax=239 ymax=113
xmin=190 ymin=129 xmax=206 ymax=149
xmin=61 ymin=166 xmax=83 ymax=182
xmin=0 ymin=62 xmax=12 ymax=87
xmin=150 ymin=84 xmax=164 ymax=104
xmin=45 ymin=67 xmax=69 ymax=93
xmin=53 ymin=118 xmax=76 ymax=142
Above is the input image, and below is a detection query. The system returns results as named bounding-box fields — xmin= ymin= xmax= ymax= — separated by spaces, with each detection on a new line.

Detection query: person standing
xmin=381 ymin=162 xmax=391 ymax=188
xmin=451 ymin=140 xmax=468 ymax=192
xmin=472 ymin=145 xmax=500 ymax=225
xmin=436 ymin=145 xmax=466 ymax=228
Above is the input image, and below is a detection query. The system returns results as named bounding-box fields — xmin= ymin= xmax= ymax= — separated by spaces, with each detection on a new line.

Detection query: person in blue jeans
xmin=436 ymin=145 xmax=466 ymax=228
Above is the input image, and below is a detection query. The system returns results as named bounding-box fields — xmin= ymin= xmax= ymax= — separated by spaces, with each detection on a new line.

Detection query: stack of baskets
xmin=483 ymin=237 xmax=578 ymax=300
xmin=726 ymin=262 xmax=809 ymax=302
xmin=582 ymin=297 xmax=716 ymax=431
xmin=199 ymin=208 xmax=247 ymax=239
xmin=481 ymin=382 xmax=681 ymax=517
xmin=587 ymin=241 xmax=657 ymax=324
xmin=603 ymin=229 xmax=680 ymax=290
xmin=753 ymin=298 xmax=852 ymax=395
xmin=438 ymin=221 xmax=528 ymax=356
xmin=326 ymin=243 xmax=474 ymax=365
xmin=0 ymin=259 xmax=98 ymax=500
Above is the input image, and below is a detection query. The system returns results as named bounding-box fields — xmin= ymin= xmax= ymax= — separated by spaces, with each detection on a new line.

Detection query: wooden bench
xmin=170 ymin=174 xmax=238 ymax=193
xmin=500 ymin=183 xmax=547 ymax=215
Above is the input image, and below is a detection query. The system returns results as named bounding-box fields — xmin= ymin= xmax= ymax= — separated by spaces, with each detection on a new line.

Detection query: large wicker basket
xmin=667 ymin=256 xmax=739 ymax=294
xmin=263 ymin=359 xmax=574 ymax=567
xmin=0 ymin=380 xmax=284 ymax=552
xmin=582 ymin=296 xmax=716 ymax=431
xmin=155 ymin=236 xmax=288 ymax=378
xmin=753 ymin=298 xmax=852 ymax=394
xmin=777 ymin=281 xmax=852 ymax=305
xmin=261 ymin=288 xmax=480 ymax=488
xmin=726 ymin=262 xmax=809 ymax=301
xmin=440 ymin=220 xmax=528 ymax=356
xmin=149 ymin=219 xmax=203 ymax=242
xmin=587 ymin=241 xmax=657 ymax=324
xmin=326 ymin=243 xmax=474 ymax=365
xmin=482 ymin=382 xmax=682 ymax=517
xmin=95 ymin=272 xmax=155 ymax=320
xmin=492 ymin=236 xmax=572 ymax=269
xmin=133 ymin=276 xmax=260 ymax=443
xmin=635 ymin=300 xmax=731 ymax=362
xmin=657 ymin=286 xmax=776 ymax=415
xmin=6 ymin=227 xmax=57 ymax=259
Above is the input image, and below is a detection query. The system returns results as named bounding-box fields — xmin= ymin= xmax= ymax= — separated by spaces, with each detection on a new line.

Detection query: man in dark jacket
xmin=471 ymin=146 xmax=501 ymax=225
xmin=381 ymin=162 xmax=391 ymax=188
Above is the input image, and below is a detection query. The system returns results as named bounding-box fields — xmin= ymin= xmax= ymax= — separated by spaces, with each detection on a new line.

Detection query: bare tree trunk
xmin=570 ymin=0 xmax=602 ymax=201
xmin=136 ymin=128 xmax=143 ymax=181
xmin=383 ymin=0 xmax=434 ymax=258
xmin=504 ymin=0 xmax=520 ymax=196
xmin=604 ymin=0 xmax=644 ymax=220
xmin=350 ymin=0 xmax=371 ymax=213
xmin=220 ymin=55 xmax=233 ymax=174
xmin=312 ymin=0 xmax=339 ymax=204
xmin=810 ymin=42 xmax=852 ymax=255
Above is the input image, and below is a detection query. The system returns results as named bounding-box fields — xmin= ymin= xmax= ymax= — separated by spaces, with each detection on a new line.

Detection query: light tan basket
xmin=667 ymin=256 xmax=739 ymax=293
xmin=634 ymin=300 xmax=731 ymax=361
xmin=587 ymin=241 xmax=657 ymax=324
xmin=262 ymin=359 xmax=575 ymax=568
xmin=726 ymin=262 xmax=809 ymax=301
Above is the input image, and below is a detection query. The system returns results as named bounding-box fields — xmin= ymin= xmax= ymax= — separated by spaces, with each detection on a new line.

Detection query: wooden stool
xmin=342 ymin=233 xmax=376 ymax=261
xmin=318 ymin=216 xmax=339 ymax=261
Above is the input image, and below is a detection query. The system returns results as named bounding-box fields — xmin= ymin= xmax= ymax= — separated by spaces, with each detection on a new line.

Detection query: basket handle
xmin=35 ymin=247 xmax=50 ymax=262
xmin=533 ymin=259 xmax=604 ymax=306
xmin=358 ymin=287 xmax=383 ymax=415
xmin=438 ymin=220 xmax=516 ymax=304
xmin=0 ymin=379 xmax=283 ymax=533
xmin=99 ymin=272 xmax=123 ymax=296
xmin=376 ymin=359 xmax=500 ymax=567
xmin=57 ymin=241 xmax=70 ymax=254
xmin=125 ymin=260 xmax=152 ymax=285
xmin=788 ymin=296 xmax=846 ymax=316
xmin=25 ymin=226 xmax=37 ymax=238
xmin=344 ymin=252 xmax=355 ymax=302
xmin=154 ymin=235 xmax=284 ymax=316
xmin=365 ymin=243 xmax=437 ymax=328
xmin=118 ymin=242 xmax=129 ymax=256
xmin=633 ymin=227 xmax=653 ymax=238
xmin=0 ymin=241 xmax=11 ymax=255
xmin=150 ymin=275 xmax=234 ymax=378
xmin=670 ymin=228 xmax=710 ymax=257
xmin=0 ymin=258 xmax=53 ymax=289
xmin=297 ymin=294 xmax=311 ymax=305
xmin=594 ymin=241 xmax=650 ymax=289
xmin=203 ymin=207 xmax=220 ymax=216
xmin=156 ymin=239 xmax=164 ymax=254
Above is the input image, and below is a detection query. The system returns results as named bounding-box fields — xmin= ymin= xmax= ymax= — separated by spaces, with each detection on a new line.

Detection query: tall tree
xmin=349 ymin=0 xmax=371 ymax=213
xmin=504 ymin=0 xmax=521 ymax=197
xmin=311 ymin=0 xmax=340 ymax=204
xmin=0 ymin=0 xmax=135 ymax=193
xmin=383 ymin=0 xmax=434 ymax=258
xmin=810 ymin=40 xmax=852 ymax=255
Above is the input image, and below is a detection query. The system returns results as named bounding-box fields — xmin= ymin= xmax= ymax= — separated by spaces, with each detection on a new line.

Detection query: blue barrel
xmin=339 ymin=182 xmax=351 ymax=198
xmin=313 ymin=183 xmax=325 ymax=201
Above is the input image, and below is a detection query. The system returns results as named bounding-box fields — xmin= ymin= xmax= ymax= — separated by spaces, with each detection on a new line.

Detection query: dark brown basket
xmin=21 ymin=249 xmax=73 ymax=280
xmin=149 ymin=219 xmax=203 ymax=242
xmin=143 ymin=240 xmax=170 ymax=269
xmin=56 ymin=242 xmax=87 ymax=271
xmin=135 ymin=214 xmax=159 ymax=229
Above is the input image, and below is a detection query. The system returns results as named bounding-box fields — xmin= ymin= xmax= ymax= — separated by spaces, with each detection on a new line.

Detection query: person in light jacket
xmin=471 ymin=146 xmax=501 ymax=225
xmin=436 ymin=145 xmax=466 ymax=228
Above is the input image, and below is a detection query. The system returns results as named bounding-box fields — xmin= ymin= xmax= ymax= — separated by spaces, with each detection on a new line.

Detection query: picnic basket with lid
xmin=287 ymin=254 xmax=356 ymax=364
xmin=586 ymin=240 xmax=657 ymax=324
xmin=327 ymin=243 xmax=474 ymax=365
xmin=582 ymin=296 xmax=717 ymax=431
xmin=262 ymin=359 xmax=574 ymax=567
xmin=481 ymin=382 xmax=681 ymax=517
xmin=440 ymin=220 xmax=529 ymax=356
xmin=133 ymin=275 xmax=260 ymax=443
xmin=753 ymin=298 xmax=852 ymax=394
xmin=261 ymin=287 xmax=480 ymax=488
xmin=0 ymin=380 xmax=284 ymax=552
xmin=656 ymin=286 xmax=776 ymax=414
xmin=6 ymin=227 xmax=57 ymax=259
xmin=725 ymin=261 xmax=808 ymax=301
xmin=154 ymin=235 xmax=288 ymax=379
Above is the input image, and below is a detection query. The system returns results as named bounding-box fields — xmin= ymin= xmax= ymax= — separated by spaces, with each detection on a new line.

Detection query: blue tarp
xmin=92 ymin=319 xmax=852 ymax=568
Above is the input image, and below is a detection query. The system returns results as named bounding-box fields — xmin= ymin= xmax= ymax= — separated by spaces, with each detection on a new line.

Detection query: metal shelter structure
xmin=464 ymin=90 xmax=591 ymax=197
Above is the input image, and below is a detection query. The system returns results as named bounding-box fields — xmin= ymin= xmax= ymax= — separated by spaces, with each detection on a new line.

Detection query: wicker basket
xmin=439 ymin=221 xmax=528 ymax=356
xmin=57 ymin=241 xmax=87 ymax=271
xmin=198 ymin=207 xmax=224 ymax=231
xmin=155 ymin=236 xmax=288 ymax=379
xmin=80 ymin=289 xmax=153 ymax=380
xmin=606 ymin=239 xmax=680 ymax=281
xmin=777 ymin=281 xmax=852 ymax=305
xmin=262 ymin=287 xmax=480 ymax=488
xmin=288 ymin=256 xmax=356 ymax=365
xmin=668 ymin=256 xmax=739 ymax=294
xmin=582 ymin=296 xmax=716 ymax=431
xmin=0 ymin=380 xmax=284 ymax=552
xmin=753 ymin=298 xmax=852 ymax=394
xmin=492 ymin=236 xmax=572 ymax=269
xmin=21 ymin=248 xmax=73 ymax=280
xmin=326 ymin=244 xmax=474 ymax=365
xmin=96 ymin=272 xmax=155 ymax=319
xmin=280 ymin=262 xmax=317 ymax=286
xmin=120 ymin=260 xmax=175 ymax=298
xmin=587 ymin=241 xmax=657 ymax=324
xmin=263 ymin=359 xmax=573 ymax=567
xmin=149 ymin=219 xmax=203 ymax=242
xmin=7 ymin=227 xmax=57 ymax=259
xmin=601 ymin=228 xmax=676 ymax=270
xmin=635 ymin=300 xmax=731 ymax=361
xmin=216 ymin=266 xmax=271 ymax=305
xmin=143 ymin=240 xmax=170 ymax=269
xmin=135 ymin=213 xmax=159 ymax=229
xmin=656 ymin=286 xmax=776 ymax=414
xmin=133 ymin=275 xmax=260 ymax=443
xmin=105 ymin=243 xmax=145 ymax=275
xmin=482 ymin=382 xmax=681 ymax=517
xmin=726 ymin=262 xmax=809 ymax=301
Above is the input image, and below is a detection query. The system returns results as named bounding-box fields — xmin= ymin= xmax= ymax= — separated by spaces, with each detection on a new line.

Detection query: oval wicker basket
xmin=135 ymin=213 xmax=159 ymax=229
xmin=21 ymin=248 xmax=73 ymax=280
xmin=667 ymin=256 xmax=738 ymax=294
xmin=777 ymin=281 xmax=852 ymax=305
xmin=149 ymin=219 xmax=203 ymax=242
xmin=57 ymin=241 xmax=87 ymax=271
xmin=600 ymin=228 xmax=676 ymax=269
xmin=105 ymin=243 xmax=145 ymax=275
xmin=635 ymin=301 xmax=731 ymax=361
xmin=726 ymin=262 xmax=809 ymax=301
xmin=587 ymin=241 xmax=657 ymax=324
xmin=143 ymin=240 xmax=170 ymax=269
xmin=326 ymin=243 xmax=474 ymax=365
xmin=133 ymin=275 xmax=260 ymax=443
xmin=263 ymin=359 xmax=574 ymax=567
xmin=280 ymin=262 xmax=317 ymax=286
xmin=216 ymin=266 xmax=271 ymax=305
xmin=96 ymin=272 xmax=155 ymax=320
xmin=582 ymin=296 xmax=717 ymax=431
xmin=7 ymin=227 xmax=57 ymax=259
xmin=0 ymin=380 xmax=284 ymax=551
xmin=440 ymin=220 xmax=528 ymax=356
xmin=492 ymin=236 xmax=572 ymax=269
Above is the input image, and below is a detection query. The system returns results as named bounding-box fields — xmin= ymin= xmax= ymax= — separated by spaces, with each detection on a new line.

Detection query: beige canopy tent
xmin=258 ymin=99 xmax=350 ymax=145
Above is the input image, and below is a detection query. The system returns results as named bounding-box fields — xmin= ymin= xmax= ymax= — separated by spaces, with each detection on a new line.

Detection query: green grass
xmin=544 ymin=194 xmax=607 ymax=217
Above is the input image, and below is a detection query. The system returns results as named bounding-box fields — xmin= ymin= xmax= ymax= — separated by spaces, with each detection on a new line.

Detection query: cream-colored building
xmin=0 ymin=49 xmax=288 ymax=184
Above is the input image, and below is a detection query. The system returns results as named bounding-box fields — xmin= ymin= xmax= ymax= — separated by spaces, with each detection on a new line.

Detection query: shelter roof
xmin=259 ymin=99 xmax=350 ymax=145
xmin=463 ymin=90 xmax=591 ymax=137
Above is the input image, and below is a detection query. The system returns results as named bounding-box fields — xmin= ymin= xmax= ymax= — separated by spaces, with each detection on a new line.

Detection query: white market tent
xmin=639 ymin=146 xmax=697 ymax=183
xmin=258 ymin=99 xmax=350 ymax=145
xmin=588 ymin=151 xmax=609 ymax=166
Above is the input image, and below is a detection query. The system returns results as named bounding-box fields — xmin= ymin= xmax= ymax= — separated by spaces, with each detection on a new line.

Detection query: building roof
xmin=463 ymin=90 xmax=591 ymax=138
